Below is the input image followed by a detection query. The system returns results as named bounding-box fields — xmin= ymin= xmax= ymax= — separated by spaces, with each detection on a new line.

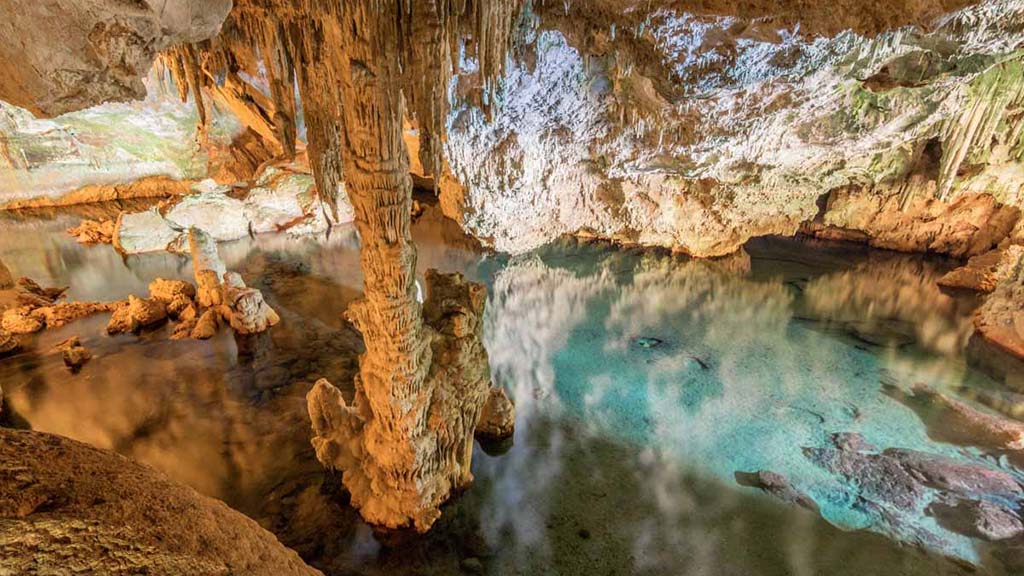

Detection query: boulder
xmin=148 ymin=279 xmax=197 ymax=303
xmin=0 ymin=428 xmax=321 ymax=576
xmin=106 ymin=296 xmax=168 ymax=335
xmin=56 ymin=337 xmax=91 ymax=372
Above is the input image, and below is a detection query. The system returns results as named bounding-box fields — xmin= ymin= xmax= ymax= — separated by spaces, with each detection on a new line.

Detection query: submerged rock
xmin=884 ymin=448 xmax=1024 ymax=499
xmin=929 ymin=498 xmax=1024 ymax=542
xmin=635 ymin=337 xmax=664 ymax=349
xmin=908 ymin=384 xmax=1024 ymax=450
xmin=735 ymin=470 xmax=819 ymax=513
xmin=475 ymin=387 xmax=516 ymax=441
xmin=803 ymin=447 xmax=925 ymax=510
xmin=831 ymin=432 xmax=877 ymax=453
xmin=56 ymin=337 xmax=91 ymax=372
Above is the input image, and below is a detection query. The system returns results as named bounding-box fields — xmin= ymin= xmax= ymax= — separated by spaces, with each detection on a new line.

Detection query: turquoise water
xmin=1 ymin=204 xmax=1022 ymax=575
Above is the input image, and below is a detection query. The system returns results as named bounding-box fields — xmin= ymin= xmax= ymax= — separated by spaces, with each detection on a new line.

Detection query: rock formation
xmin=0 ymin=428 xmax=321 ymax=576
xmin=0 ymin=0 xmax=232 ymax=117
xmin=56 ymin=337 xmax=92 ymax=372
xmin=440 ymin=0 xmax=1024 ymax=257
xmin=475 ymin=387 xmax=516 ymax=441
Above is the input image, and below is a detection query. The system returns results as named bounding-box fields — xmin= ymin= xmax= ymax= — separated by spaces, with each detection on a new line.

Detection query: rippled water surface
xmin=2 ymin=203 xmax=1023 ymax=575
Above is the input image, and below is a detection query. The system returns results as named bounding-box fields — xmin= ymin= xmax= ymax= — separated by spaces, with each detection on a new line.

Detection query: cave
xmin=3 ymin=0 xmax=1024 ymax=574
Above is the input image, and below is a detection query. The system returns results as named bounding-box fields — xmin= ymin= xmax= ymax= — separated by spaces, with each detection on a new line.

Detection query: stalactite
xmin=938 ymin=60 xmax=1024 ymax=201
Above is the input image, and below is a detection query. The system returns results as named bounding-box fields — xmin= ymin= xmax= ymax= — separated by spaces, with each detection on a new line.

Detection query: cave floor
xmin=1 ymin=203 xmax=1023 ymax=575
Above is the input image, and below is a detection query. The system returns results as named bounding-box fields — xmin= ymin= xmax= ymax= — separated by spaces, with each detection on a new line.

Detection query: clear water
xmin=1 ymin=203 xmax=1022 ymax=575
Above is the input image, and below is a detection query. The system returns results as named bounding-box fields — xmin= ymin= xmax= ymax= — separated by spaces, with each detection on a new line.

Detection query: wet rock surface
xmin=735 ymin=470 xmax=820 ymax=513
xmin=475 ymin=387 xmax=516 ymax=441
xmin=929 ymin=498 xmax=1024 ymax=542
xmin=56 ymin=337 xmax=92 ymax=372
xmin=0 ymin=428 xmax=321 ymax=576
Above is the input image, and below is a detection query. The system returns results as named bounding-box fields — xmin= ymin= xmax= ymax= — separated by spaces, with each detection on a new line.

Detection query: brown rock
xmin=938 ymin=245 xmax=1024 ymax=293
xmin=56 ymin=337 xmax=92 ymax=372
xmin=106 ymin=296 xmax=168 ymax=335
xmin=2 ymin=307 xmax=45 ymax=334
xmin=475 ymin=387 xmax=516 ymax=441
xmin=0 ymin=328 xmax=19 ymax=357
xmin=191 ymin=309 xmax=220 ymax=340
xmin=171 ymin=318 xmax=199 ymax=340
xmin=148 ymin=278 xmax=197 ymax=304
xmin=0 ymin=259 xmax=12 ymax=290
xmin=31 ymin=302 xmax=120 ymax=329
xmin=67 ymin=219 xmax=115 ymax=245
xmin=929 ymin=498 xmax=1024 ymax=542
xmin=0 ymin=428 xmax=321 ymax=576
xmin=813 ymin=189 xmax=1020 ymax=259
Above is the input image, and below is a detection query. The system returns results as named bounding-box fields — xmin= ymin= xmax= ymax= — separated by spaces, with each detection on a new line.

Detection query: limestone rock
xmin=30 ymin=302 xmax=119 ymax=329
xmin=0 ymin=0 xmax=232 ymax=116
xmin=164 ymin=183 xmax=251 ymax=242
xmin=906 ymin=384 xmax=1024 ymax=450
xmin=929 ymin=499 xmax=1024 ymax=542
xmin=223 ymin=273 xmax=280 ymax=335
xmin=475 ymin=387 xmax=516 ymax=441
xmin=67 ymin=219 xmax=115 ymax=245
xmin=113 ymin=208 xmax=184 ymax=255
xmin=0 ymin=259 xmax=13 ymax=290
xmin=148 ymin=279 xmax=197 ymax=304
xmin=106 ymin=296 xmax=168 ymax=335
xmin=0 ymin=429 xmax=321 ymax=576
xmin=191 ymin=309 xmax=220 ymax=341
xmin=171 ymin=318 xmax=199 ymax=340
xmin=938 ymin=246 xmax=1024 ymax=293
xmin=884 ymin=448 xmax=1024 ymax=499
xmin=0 ymin=328 xmax=19 ymax=357
xmin=56 ymin=337 xmax=92 ymax=372
xmin=809 ymin=189 xmax=1021 ymax=258
xmin=189 ymin=228 xmax=227 ymax=308
xmin=2 ymin=307 xmax=44 ymax=335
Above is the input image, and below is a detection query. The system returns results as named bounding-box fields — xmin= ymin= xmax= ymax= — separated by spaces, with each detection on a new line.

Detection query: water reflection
xmin=1 ymin=206 xmax=1021 ymax=575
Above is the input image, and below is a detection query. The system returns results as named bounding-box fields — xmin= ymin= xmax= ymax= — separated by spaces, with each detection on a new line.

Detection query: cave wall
xmin=0 ymin=0 xmax=232 ymax=117
xmin=442 ymin=0 xmax=1024 ymax=257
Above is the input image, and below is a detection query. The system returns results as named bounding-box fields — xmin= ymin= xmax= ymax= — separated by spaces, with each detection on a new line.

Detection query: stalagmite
xmin=298 ymin=0 xmax=521 ymax=532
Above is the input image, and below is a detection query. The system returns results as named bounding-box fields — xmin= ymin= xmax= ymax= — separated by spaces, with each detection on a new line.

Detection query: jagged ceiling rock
xmin=442 ymin=0 xmax=1024 ymax=256
xmin=0 ymin=0 xmax=232 ymax=117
